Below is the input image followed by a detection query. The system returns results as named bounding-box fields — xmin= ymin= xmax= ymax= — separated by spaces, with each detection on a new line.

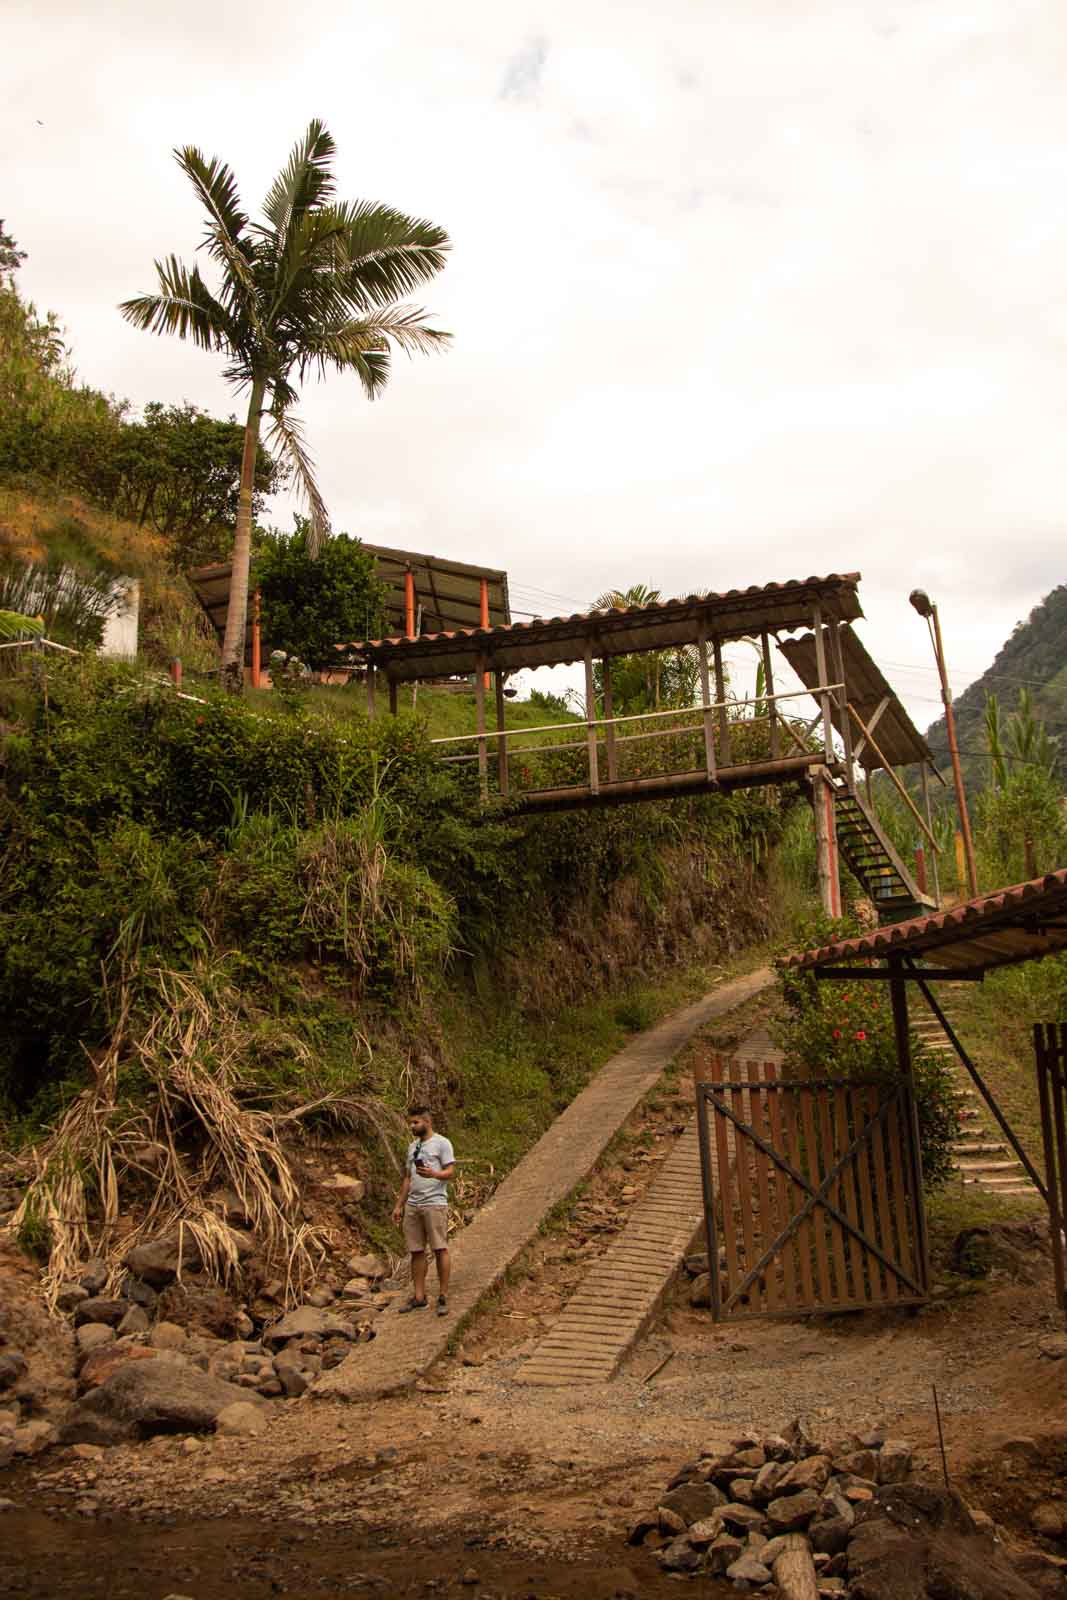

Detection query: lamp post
xmin=909 ymin=589 xmax=978 ymax=898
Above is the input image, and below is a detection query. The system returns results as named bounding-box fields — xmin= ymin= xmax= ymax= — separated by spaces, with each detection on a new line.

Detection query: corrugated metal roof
xmin=782 ymin=869 xmax=1067 ymax=976
xmin=186 ymin=546 xmax=511 ymax=664
xmin=779 ymin=623 xmax=934 ymax=771
xmin=342 ymin=573 xmax=864 ymax=683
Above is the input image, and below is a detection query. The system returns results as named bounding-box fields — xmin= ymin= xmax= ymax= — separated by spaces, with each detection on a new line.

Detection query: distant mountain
xmin=924 ymin=583 xmax=1067 ymax=790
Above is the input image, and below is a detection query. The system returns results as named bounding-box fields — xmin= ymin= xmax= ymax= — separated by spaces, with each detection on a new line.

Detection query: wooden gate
xmin=1035 ymin=1024 xmax=1067 ymax=1329
xmin=695 ymin=1057 xmax=929 ymax=1320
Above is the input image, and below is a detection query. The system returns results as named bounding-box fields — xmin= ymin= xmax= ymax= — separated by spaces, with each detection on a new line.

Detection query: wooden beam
xmin=889 ymin=957 xmax=931 ymax=1295
xmin=584 ymin=641 xmax=599 ymax=795
xmin=602 ymin=655 xmax=617 ymax=781
xmin=712 ymin=637 xmax=730 ymax=764
xmin=829 ymin=618 xmax=852 ymax=787
xmin=697 ymin=624 xmax=717 ymax=781
xmin=921 ymin=763 xmax=940 ymax=904
xmin=475 ymin=651 xmax=488 ymax=801
xmin=812 ymin=966 xmax=985 ymax=982
xmin=848 ymin=705 xmax=940 ymax=851
xmin=494 ymin=669 xmax=509 ymax=797
xmin=761 ymin=629 xmax=778 ymax=759
xmin=851 ymin=694 xmax=891 ymax=763
xmin=811 ymin=605 xmax=834 ymax=763
xmin=811 ymin=768 xmax=840 ymax=918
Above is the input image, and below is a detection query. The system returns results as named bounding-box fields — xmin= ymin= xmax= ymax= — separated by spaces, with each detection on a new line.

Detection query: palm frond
xmin=175 ymin=146 xmax=266 ymax=336
xmin=298 ymin=307 xmax=450 ymax=394
xmin=0 ymin=609 xmax=44 ymax=641
xmin=262 ymin=120 xmax=337 ymax=240
xmin=330 ymin=201 xmax=451 ymax=309
xmin=119 ymin=256 xmax=237 ymax=353
xmin=264 ymin=403 xmax=330 ymax=556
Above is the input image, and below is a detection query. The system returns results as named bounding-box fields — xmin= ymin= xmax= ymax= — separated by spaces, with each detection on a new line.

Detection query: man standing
xmin=392 ymin=1104 xmax=454 ymax=1317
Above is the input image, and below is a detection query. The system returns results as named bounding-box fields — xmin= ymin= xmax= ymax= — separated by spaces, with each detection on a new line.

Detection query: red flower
xmin=832 ymin=1028 xmax=841 ymax=1040
xmin=855 ymin=1030 xmax=866 ymax=1041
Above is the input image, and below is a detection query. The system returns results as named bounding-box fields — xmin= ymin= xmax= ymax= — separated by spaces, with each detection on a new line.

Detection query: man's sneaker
xmin=398 ymin=1297 xmax=428 ymax=1314
xmin=437 ymin=1295 xmax=448 ymax=1317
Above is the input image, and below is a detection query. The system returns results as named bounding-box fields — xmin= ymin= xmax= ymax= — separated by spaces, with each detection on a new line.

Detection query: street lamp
xmin=908 ymin=589 xmax=978 ymax=898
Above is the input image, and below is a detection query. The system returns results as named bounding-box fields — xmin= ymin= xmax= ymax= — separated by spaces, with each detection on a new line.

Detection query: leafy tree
xmin=0 ymin=221 xmax=27 ymax=284
xmin=592 ymin=583 xmax=700 ymax=714
xmin=254 ymin=520 xmax=387 ymax=670
xmin=120 ymin=120 xmax=451 ymax=689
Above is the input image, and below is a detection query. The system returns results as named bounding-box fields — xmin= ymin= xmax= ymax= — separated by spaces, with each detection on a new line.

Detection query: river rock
xmin=726 ymin=1551 xmax=771 ymax=1585
xmin=779 ymin=1454 xmax=832 ymax=1494
xmin=656 ymin=1536 xmax=700 ymax=1573
xmin=79 ymin=1343 xmax=158 ymax=1391
xmin=767 ymin=1489 xmax=822 ymax=1532
xmin=262 ymin=1307 xmax=357 ymax=1345
xmin=60 ymin=1360 xmax=263 ymax=1444
xmin=660 ymin=1482 xmax=729 ymax=1525
xmin=148 ymin=1322 xmax=188 ymax=1351
xmin=215 ymin=1401 xmax=268 ymax=1437
xmin=347 ymin=1253 xmax=385 ymax=1280
xmin=74 ymin=1299 xmax=127 ymax=1328
xmin=124 ymin=1234 xmax=203 ymax=1287
xmin=76 ymin=1324 xmax=116 ymax=1356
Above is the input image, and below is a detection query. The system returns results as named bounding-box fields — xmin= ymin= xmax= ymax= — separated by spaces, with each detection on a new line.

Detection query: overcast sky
xmin=6 ymin=1 xmax=1066 ymax=725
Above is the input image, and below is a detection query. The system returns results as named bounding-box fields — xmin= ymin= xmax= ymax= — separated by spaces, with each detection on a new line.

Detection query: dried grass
xmin=7 ymin=965 xmax=401 ymax=1313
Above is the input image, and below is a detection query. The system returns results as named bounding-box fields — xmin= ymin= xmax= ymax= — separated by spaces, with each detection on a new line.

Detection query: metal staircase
xmin=831 ymin=781 xmax=936 ymax=922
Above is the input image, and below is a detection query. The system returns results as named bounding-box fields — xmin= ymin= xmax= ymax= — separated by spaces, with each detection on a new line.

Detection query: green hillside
xmin=925 ymin=582 xmax=1067 ymax=791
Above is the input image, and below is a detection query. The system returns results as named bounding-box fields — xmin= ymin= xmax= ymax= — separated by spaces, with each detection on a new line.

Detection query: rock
xmin=1009 ymin=1549 xmax=1067 ymax=1599
xmin=347 ymin=1252 xmax=385 ymax=1280
xmin=215 ymin=1401 xmax=268 ymax=1437
xmin=657 ymin=1482 xmax=728 ymax=1525
xmin=234 ymin=1312 xmax=254 ymax=1339
xmin=706 ymin=1534 xmax=745 ymax=1574
xmin=124 ymin=1234 xmax=203 ymax=1287
xmin=731 ymin=1446 xmax=767 ymax=1470
xmin=70 ymin=1443 xmax=104 ymax=1460
xmin=859 ymin=1424 xmax=888 ymax=1449
xmin=819 ymin=1486 xmax=855 ymax=1526
xmin=74 ymin=1298 xmax=127 ymax=1328
xmin=262 ymin=1307 xmax=356 ymax=1345
xmin=60 ymin=1360 xmax=263 ymax=1444
xmin=305 ymin=1288 xmax=335 ymax=1309
xmin=726 ymin=1551 xmax=771 ymax=1585
xmin=148 ymin=1322 xmax=188 ymax=1350
xmin=322 ymin=1174 xmax=365 ymax=1199
xmin=689 ymin=1272 xmax=712 ymax=1309
xmin=809 ymin=1516 xmax=850 ymax=1556
xmin=75 ymin=1324 xmax=116 ymax=1356
xmin=0 ymin=1352 xmax=28 ymax=1390
xmin=784 ymin=1418 xmax=820 ymax=1458
xmin=117 ymin=1275 xmax=157 ymax=1309
xmin=626 ymin=1513 xmax=659 ymax=1546
xmin=117 ymin=1305 xmax=150 ymax=1336
xmin=762 ymin=1435 xmax=793 ymax=1462
xmin=685 ymin=1252 xmax=709 ymax=1276
xmin=79 ymin=1259 xmax=109 ymax=1295
xmin=767 ymin=1489 xmax=822 ymax=1532
xmin=0 ymin=1440 xmax=12 ymax=1471
xmin=719 ymin=1502 xmax=766 ymax=1533
xmin=729 ymin=1478 xmax=757 ymax=1505
xmin=688 ymin=1515 xmax=725 ymax=1548
xmin=460 ymin=1571 xmax=480 ymax=1588
xmin=1031 ymin=1502 xmax=1067 ymax=1539
xmin=847 ymin=1485 xmax=1040 ymax=1600
xmin=340 ymin=1279 xmax=374 ymax=1300
xmin=13 ymin=1420 xmax=56 ymax=1456
xmin=56 ymin=1282 xmax=90 ymax=1313
xmin=0 ymin=1498 xmax=16 ymax=1512
xmin=835 ymin=1448 xmax=879 ymax=1481
xmin=759 ymin=1535 xmax=791 ymax=1566
xmin=0 ymin=1408 xmax=17 ymax=1435
xmin=779 ymin=1455 xmax=833 ymax=1494
xmin=753 ymin=1461 xmax=787 ymax=1503
xmin=825 ymin=1432 xmax=864 ymax=1461
xmin=1038 ymin=1335 xmax=1067 ymax=1361
xmin=876 ymin=1439 xmax=913 ymax=1486
xmin=79 ymin=1344 xmax=158 ymax=1391
xmin=656 ymin=1536 xmax=700 ymax=1573
xmin=658 ymin=1506 xmax=686 ymax=1535
xmin=207 ymin=1187 xmax=252 ymax=1226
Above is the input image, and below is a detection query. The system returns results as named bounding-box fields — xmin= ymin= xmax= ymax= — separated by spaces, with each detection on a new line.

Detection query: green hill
xmin=925 ymin=582 xmax=1067 ymax=791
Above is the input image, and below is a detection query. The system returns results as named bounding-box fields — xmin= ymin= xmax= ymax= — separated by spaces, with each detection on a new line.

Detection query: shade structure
xmin=186 ymin=545 xmax=511 ymax=665
xmin=778 ymin=623 xmax=934 ymax=773
xmin=781 ymin=869 xmax=1067 ymax=977
xmin=342 ymin=572 xmax=864 ymax=684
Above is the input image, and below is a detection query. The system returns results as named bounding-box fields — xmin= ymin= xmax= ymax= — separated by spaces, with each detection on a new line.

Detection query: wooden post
xmin=404 ymin=567 xmax=416 ymax=639
xmin=583 ymin=640 xmax=599 ymax=795
xmin=914 ymin=845 xmax=927 ymax=896
xmin=697 ymin=624 xmax=717 ymax=782
xmin=388 ymin=676 xmax=398 ymax=716
xmin=602 ymin=654 xmax=617 ymax=782
xmin=479 ymin=576 xmax=490 ymax=690
xmin=772 ymin=1534 xmax=819 ymax=1600
xmin=920 ymin=763 xmax=940 ymax=905
xmin=494 ymin=668 xmax=509 ymax=797
xmin=889 ymin=955 xmax=931 ymax=1295
xmin=712 ymin=637 xmax=731 ymax=764
xmin=366 ymin=667 xmax=376 ymax=719
xmin=829 ymin=618 xmax=852 ymax=786
xmin=170 ymin=657 xmax=182 ymax=690
xmin=812 ymin=767 xmax=841 ymax=918
xmin=954 ymin=830 xmax=967 ymax=897
xmin=475 ymin=651 xmax=488 ymax=801
xmin=250 ymin=588 xmax=262 ymax=689
xmin=811 ymin=605 xmax=835 ymax=763
xmin=761 ymin=628 xmax=779 ymax=759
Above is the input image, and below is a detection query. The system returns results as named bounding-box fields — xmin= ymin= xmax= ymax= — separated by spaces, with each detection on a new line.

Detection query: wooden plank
xmin=761 ymin=630 xmax=779 ymax=760
xmin=494 ymin=670 xmax=509 ymax=797
xmin=867 ymin=1085 xmax=899 ymax=1301
xmin=583 ymin=641 xmax=599 ymax=796
xmin=475 ymin=652 xmax=488 ymax=801
xmin=748 ymin=1077 xmax=780 ymax=1311
xmin=730 ymin=1078 xmax=761 ymax=1313
xmin=697 ymin=624 xmax=717 ymax=780
xmin=712 ymin=637 xmax=731 ymax=764
xmin=817 ymin=1087 xmax=850 ymax=1303
xmin=798 ymin=1084 xmax=834 ymax=1304
xmin=1037 ymin=1030 xmax=1066 ymax=1321
xmin=779 ymin=1086 xmax=816 ymax=1306
xmin=710 ymin=1059 xmax=742 ymax=1302
xmin=834 ymin=1084 xmax=864 ymax=1304
xmin=602 ymin=658 xmax=618 ymax=782
xmin=811 ymin=605 xmax=835 ymax=763
xmin=1048 ymin=1027 xmax=1067 ymax=1324
xmin=763 ymin=1068 xmax=799 ymax=1307
xmin=883 ymin=1091 xmax=914 ymax=1286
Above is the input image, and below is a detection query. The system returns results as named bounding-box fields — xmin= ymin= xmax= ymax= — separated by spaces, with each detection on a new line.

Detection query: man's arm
xmin=391 ymin=1172 xmax=411 ymax=1226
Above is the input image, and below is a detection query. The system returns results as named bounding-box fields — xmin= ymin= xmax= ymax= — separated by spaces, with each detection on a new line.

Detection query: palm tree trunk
xmin=220 ymin=378 xmax=265 ymax=692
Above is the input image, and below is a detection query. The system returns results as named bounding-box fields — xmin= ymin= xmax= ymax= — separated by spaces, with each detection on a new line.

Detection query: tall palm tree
xmin=120 ymin=121 xmax=450 ymax=688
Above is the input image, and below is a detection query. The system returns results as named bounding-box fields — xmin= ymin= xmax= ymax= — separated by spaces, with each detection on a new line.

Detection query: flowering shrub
xmin=773 ymin=911 xmax=961 ymax=1190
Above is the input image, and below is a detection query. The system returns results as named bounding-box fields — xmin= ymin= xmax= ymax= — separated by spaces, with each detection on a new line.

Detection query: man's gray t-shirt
xmin=406 ymin=1134 xmax=454 ymax=1208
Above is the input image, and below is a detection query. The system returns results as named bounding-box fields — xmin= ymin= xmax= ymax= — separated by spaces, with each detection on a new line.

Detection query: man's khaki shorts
xmin=404 ymin=1206 xmax=449 ymax=1252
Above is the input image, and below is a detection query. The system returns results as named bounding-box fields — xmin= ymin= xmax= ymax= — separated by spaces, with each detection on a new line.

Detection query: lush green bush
xmin=254 ymin=522 xmax=387 ymax=669
xmin=773 ymin=910 xmax=961 ymax=1190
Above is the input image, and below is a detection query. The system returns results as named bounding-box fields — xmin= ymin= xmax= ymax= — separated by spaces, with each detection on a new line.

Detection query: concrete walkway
xmin=313 ymin=965 xmax=772 ymax=1402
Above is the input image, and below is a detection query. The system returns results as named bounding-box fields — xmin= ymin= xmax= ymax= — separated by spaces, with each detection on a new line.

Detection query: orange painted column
xmin=404 ymin=568 xmax=416 ymax=639
xmin=479 ymin=576 xmax=490 ymax=688
xmin=251 ymin=588 xmax=262 ymax=689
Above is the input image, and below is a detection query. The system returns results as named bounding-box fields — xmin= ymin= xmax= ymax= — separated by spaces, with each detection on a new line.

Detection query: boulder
xmin=78 ymin=1344 xmax=158 ymax=1392
xmin=659 ymin=1482 xmax=728 ymax=1525
xmin=148 ymin=1322 xmax=188 ymax=1351
xmin=0 ymin=1352 xmax=27 ymax=1390
xmin=60 ymin=1360 xmax=262 ymax=1444
xmin=1031 ymin=1502 xmax=1067 ymax=1540
xmin=347 ymin=1253 xmax=385 ymax=1280
xmin=117 ymin=1305 xmax=150 ymax=1337
xmin=215 ymin=1401 xmax=268 ymax=1437
xmin=779 ymin=1454 xmax=833 ymax=1494
xmin=124 ymin=1234 xmax=203 ymax=1287
xmin=836 ymin=1448 xmax=880 ymax=1482
xmin=877 ymin=1440 xmax=913 ymax=1485
xmin=689 ymin=1273 xmax=712 ymax=1309
xmin=847 ymin=1484 xmax=1041 ymax=1600
xmin=767 ymin=1489 xmax=822 ymax=1532
xmin=73 ymin=1299 xmax=127 ymax=1328
xmin=262 ymin=1307 xmax=357 ymax=1345
xmin=655 ymin=1537 xmax=700 ymax=1573
xmin=79 ymin=1259 xmax=109 ymax=1295
xmin=55 ymin=1282 xmax=89 ymax=1313
xmin=13 ymin=1420 xmax=56 ymax=1456
xmin=75 ymin=1324 xmax=116 ymax=1356
xmin=726 ymin=1551 xmax=771 ymax=1585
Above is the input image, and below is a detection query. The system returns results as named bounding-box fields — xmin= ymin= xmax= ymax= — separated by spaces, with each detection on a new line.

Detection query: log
xmin=772 ymin=1533 xmax=818 ymax=1600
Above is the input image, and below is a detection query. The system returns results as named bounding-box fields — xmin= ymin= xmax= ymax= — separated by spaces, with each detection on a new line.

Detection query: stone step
xmin=956 ymin=1159 xmax=1026 ymax=1174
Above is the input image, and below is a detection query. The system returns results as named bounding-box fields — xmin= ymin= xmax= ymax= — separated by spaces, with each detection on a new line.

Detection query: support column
xmin=712 ymin=638 xmax=731 ymax=765
xmin=388 ymin=676 xmax=398 ymax=716
xmin=829 ymin=618 xmax=852 ymax=787
xmin=404 ymin=568 xmax=416 ymax=639
xmin=479 ymin=577 xmax=490 ymax=690
xmin=889 ymin=957 xmax=931 ymax=1294
xmin=920 ymin=764 xmax=940 ymax=905
xmin=583 ymin=641 xmax=599 ymax=796
xmin=602 ymin=655 xmax=617 ymax=782
xmin=494 ymin=668 xmax=509 ymax=797
xmin=760 ymin=629 xmax=779 ymax=759
xmin=250 ymin=588 xmax=262 ymax=689
xmin=812 ymin=605 xmax=835 ymax=764
xmin=475 ymin=651 xmax=488 ymax=802
xmin=697 ymin=624 xmax=717 ymax=782
xmin=812 ymin=766 xmax=842 ymax=918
